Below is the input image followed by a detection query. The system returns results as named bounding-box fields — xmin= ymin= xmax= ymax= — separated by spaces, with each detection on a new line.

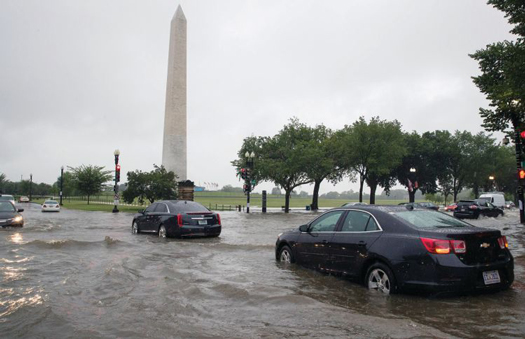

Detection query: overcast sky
xmin=0 ymin=0 xmax=514 ymax=195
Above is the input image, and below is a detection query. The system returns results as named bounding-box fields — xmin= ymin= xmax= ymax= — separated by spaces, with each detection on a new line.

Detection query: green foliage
xmin=69 ymin=165 xmax=112 ymax=204
xmin=122 ymin=165 xmax=178 ymax=204
xmin=470 ymin=1 xmax=525 ymax=132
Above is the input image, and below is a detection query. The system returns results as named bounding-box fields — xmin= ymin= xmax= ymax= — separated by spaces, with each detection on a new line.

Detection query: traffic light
xmin=240 ymin=168 xmax=247 ymax=180
xmin=243 ymin=183 xmax=251 ymax=194
xmin=116 ymin=164 xmax=121 ymax=182
xmin=519 ymin=169 xmax=525 ymax=180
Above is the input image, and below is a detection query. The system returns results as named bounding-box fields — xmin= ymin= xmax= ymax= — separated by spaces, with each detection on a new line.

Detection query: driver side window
xmin=309 ymin=211 xmax=344 ymax=233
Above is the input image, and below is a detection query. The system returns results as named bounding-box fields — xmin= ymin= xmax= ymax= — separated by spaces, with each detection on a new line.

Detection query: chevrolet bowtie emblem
xmin=480 ymin=243 xmax=490 ymax=248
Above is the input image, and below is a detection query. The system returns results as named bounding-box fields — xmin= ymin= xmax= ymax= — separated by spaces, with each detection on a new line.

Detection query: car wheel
xmin=158 ymin=225 xmax=167 ymax=238
xmin=278 ymin=245 xmax=295 ymax=263
xmin=366 ymin=263 xmax=396 ymax=295
xmin=132 ymin=221 xmax=140 ymax=234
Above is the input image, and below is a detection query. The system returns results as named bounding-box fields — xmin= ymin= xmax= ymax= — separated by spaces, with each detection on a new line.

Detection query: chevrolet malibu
xmin=275 ymin=205 xmax=514 ymax=295
xmin=132 ymin=200 xmax=221 ymax=238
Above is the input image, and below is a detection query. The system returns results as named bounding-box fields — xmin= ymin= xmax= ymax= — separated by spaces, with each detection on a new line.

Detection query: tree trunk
xmin=284 ymin=189 xmax=291 ymax=213
xmin=311 ymin=179 xmax=321 ymax=211
xmin=453 ymin=178 xmax=458 ymax=203
xmin=87 ymin=195 xmax=90 ymax=205
xmin=359 ymin=176 xmax=365 ymax=203
xmin=408 ymin=189 xmax=416 ymax=203
xmin=369 ymin=183 xmax=377 ymax=204
xmin=473 ymin=184 xmax=479 ymax=199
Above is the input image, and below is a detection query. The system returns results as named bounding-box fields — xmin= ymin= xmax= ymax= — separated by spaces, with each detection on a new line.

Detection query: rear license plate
xmin=198 ymin=220 xmax=207 ymax=225
xmin=483 ymin=270 xmax=501 ymax=285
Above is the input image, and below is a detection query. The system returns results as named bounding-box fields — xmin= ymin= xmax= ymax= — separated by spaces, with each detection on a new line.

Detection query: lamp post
xmin=60 ymin=166 xmax=64 ymax=206
xmin=245 ymin=151 xmax=255 ymax=213
xmin=113 ymin=149 xmax=120 ymax=213
xmin=29 ymin=173 xmax=33 ymax=202
xmin=488 ymin=175 xmax=495 ymax=191
xmin=408 ymin=168 xmax=416 ymax=203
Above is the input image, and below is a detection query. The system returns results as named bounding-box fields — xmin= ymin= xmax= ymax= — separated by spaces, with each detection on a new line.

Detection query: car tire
xmin=365 ymin=262 xmax=397 ymax=295
xmin=158 ymin=225 xmax=167 ymax=238
xmin=278 ymin=245 xmax=295 ymax=264
xmin=132 ymin=221 xmax=140 ymax=234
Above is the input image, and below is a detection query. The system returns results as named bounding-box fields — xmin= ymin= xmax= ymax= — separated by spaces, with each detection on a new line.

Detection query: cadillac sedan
xmin=275 ymin=205 xmax=514 ymax=295
xmin=132 ymin=200 xmax=221 ymax=238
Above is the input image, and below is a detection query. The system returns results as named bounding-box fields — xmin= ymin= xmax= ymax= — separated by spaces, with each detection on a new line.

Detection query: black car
xmin=453 ymin=200 xmax=504 ymax=219
xmin=132 ymin=200 xmax=221 ymax=238
xmin=0 ymin=201 xmax=24 ymax=227
xmin=275 ymin=206 xmax=513 ymax=295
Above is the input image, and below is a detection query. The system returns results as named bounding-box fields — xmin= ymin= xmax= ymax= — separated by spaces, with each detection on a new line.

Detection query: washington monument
xmin=162 ymin=5 xmax=187 ymax=181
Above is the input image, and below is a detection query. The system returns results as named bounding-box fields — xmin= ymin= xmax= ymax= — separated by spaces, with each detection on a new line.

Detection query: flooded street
xmin=1 ymin=203 xmax=524 ymax=338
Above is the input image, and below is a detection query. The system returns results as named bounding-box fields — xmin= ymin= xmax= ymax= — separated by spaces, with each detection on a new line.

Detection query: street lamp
xmin=113 ymin=149 xmax=121 ymax=213
xmin=245 ymin=151 xmax=255 ymax=213
xmin=489 ymin=175 xmax=496 ymax=191
xmin=408 ymin=168 xmax=416 ymax=203
xmin=60 ymin=166 xmax=64 ymax=206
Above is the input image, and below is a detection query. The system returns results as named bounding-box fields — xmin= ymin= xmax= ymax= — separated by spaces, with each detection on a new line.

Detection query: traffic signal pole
xmin=515 ymin=130 xmax=525 ymax=224
xmin=112 ymin=150 xmax=120 ymax=213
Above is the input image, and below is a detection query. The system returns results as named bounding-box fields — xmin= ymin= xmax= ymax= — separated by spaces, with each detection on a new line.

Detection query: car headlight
xmin=13 ymin=215 xmax=23 ymax=223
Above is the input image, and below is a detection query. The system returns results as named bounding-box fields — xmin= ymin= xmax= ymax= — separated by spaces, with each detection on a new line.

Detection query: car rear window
xmin=393 ymin=210 xmax=469 ymax=229
xmin=170 ymin=201 xmax=210 ymax=213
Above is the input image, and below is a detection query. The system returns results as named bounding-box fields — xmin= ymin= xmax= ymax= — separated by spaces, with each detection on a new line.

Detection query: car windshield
xmin=44 ymin=201 xmax=58 ymax=204
xmin=0 ymin=195 xmax=14 ymax=201
xmin=0 ymin=201 xmax=15 ymax=212
xmin=393 ymin=210 xmax=470 ymax=229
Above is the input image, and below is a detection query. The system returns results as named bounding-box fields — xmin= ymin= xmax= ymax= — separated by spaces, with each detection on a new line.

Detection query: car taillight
xmin=177 ymin=214 xmax=183 ymax=227
xmin=216 ymin=213 xmax=221 ymax=226
xmin=451 ymin=240 xmax=466 ymax=253
xmin=498 ymin=236 xmax=508 ymax=249
xmin=420 ymin=238 xmax=467 ymax=254
xmin=469 ymin=205 xmax=478 ymax=210
xmin=43 ymin=205 xmax=47 ymax=208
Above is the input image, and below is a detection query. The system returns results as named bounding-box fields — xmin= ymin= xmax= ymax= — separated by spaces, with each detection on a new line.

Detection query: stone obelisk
xmin=162 ymin=5 xmax=187 ymax=181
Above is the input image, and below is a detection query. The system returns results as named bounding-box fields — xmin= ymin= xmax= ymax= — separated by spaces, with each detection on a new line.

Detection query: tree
xmin=337 ymin=117 xmax=405 ymax=204
xmin=69 ymin=165 xmax=112 ymax=204
xmin=258 ymin=119 xmax=314 ymax=213
xmin=302 ymin=124 xmax=344 ymax=210
xmin=122 ymin=165 xmax=178 ymax=204
xmin=0 ymin=173 xmax=7 ymax=194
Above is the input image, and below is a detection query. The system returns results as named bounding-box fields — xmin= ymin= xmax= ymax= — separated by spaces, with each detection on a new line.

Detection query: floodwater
xmin=1 ymin=203 xmax=524 ymax=338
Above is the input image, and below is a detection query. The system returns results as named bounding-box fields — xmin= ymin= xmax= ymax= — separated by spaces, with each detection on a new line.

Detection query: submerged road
xmin=1 ymin=203 xmax=524 ymax=338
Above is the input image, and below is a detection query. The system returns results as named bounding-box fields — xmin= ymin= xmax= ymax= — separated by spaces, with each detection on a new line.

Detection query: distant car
xmin=444 ymin=203 xmax=457 ymax=212
xmin=479 ymin=193 xmax=505 ymax=209
xmin=453 ymin=200 xmax=504 ymax=219
xmin=42 ymin=200 xmax=60 ymax=212
xmin=132 ymin=200 xmax=221 ymax=238
xmin=505 ymin=201 xmax=515 ymax=209
xmin=0 ymin=195 xmax=16 ymax=205
xmin=0 ymin=201 xmax=24 ymax=227
xmin=275 ymin=205 xmax=514 ymax=295
xmin=341 ymin=202 xmax=368 ymax=207
xmin=18 ymin=196 xmax=29 ymax=203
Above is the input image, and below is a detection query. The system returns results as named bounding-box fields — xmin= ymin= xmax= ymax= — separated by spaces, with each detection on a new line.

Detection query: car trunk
xmin=182 ymin=212 xmax=219 ymax=226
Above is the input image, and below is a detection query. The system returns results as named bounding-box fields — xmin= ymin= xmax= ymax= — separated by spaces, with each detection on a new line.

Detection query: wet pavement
xmin=1 ymin=203 xmax=524 ymax=338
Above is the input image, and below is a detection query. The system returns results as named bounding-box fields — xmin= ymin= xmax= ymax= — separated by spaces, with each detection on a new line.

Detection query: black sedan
xmin=132 ymin=200 xmax=221 ymax=238
xmin=453 ymin=199 xmax=504 ymax=219
xmin=275 ymin=205 xmax=513 ymax=295
xmin=0 ymin=201 xmax=24 ymax=227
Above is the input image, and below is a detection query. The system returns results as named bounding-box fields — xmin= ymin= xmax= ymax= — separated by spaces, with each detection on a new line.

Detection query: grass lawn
xmin=28 ymin=192 xmax=413 ymax=213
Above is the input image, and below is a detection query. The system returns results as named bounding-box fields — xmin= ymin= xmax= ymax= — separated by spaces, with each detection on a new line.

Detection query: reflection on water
xmin=0 ymin=205 xmax=523 ymax=338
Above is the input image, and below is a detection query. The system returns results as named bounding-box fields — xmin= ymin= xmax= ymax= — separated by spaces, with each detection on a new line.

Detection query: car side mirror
xmin=17 ymin=208 xmax=24 ymax=212
xmin=138 ymin=209 xmax=145 ymax=214
xmin=299 ymin=224 xmax=309 ymax=232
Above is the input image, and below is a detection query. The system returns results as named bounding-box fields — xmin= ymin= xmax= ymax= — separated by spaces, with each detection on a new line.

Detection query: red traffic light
xmin=520 ymin=130 xmax=525 ymax=139
xmin=519 ymin=169 xmax=525 ymax=180
xmin=116 ymin=164 xmax=121 ymax=171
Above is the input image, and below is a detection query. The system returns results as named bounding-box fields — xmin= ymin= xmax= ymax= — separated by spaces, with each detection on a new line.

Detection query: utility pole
xmin=244 ymin=151 xmax=255 ymax=213
xmin=29 ymin=174 xmax=32 ymax=202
